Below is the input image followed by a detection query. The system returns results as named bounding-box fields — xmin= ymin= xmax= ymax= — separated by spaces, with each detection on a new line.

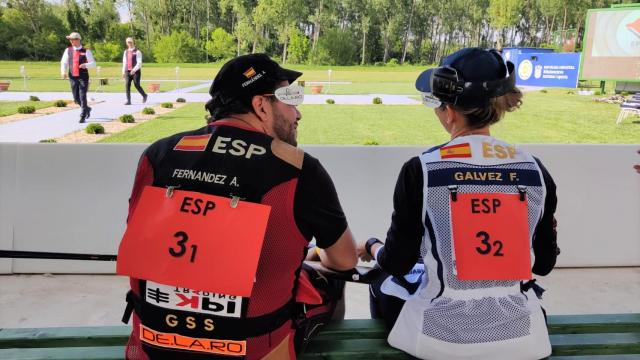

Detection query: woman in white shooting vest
xmin=357 ymin=47 xmax=560 ymax=360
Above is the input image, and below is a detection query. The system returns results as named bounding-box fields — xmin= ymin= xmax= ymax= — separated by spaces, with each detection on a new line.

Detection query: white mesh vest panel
xmin=388 ymin=135 xmax=552 ymax=360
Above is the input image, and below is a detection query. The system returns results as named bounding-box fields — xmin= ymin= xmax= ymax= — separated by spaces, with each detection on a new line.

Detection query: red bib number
xmin=450 ymin=193 xmax=531 ymax=280
xmin=117 ymin=186 xmax=271 ymax=297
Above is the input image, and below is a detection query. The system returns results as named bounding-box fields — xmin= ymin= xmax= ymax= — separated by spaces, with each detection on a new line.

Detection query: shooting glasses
xmin=265 ymin=83 xmax=305 ymax=106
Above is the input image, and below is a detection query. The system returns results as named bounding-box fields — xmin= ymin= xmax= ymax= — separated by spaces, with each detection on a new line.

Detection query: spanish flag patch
xmin=243 ymin=67 xmax=257 ymax=78
xmin=440 ymin=143 xmax=472 ymax=159
xmin=173 ymin=134 xmax=211 ymax=151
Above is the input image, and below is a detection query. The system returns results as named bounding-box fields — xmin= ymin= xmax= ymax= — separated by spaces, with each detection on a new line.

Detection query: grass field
xmin=100 ymin=89 xmax=638 ymax=145
xmin=0 ymin=61 xmax=425 ymax=93
xmin=0 ymin=100 xmax=56 ymax=116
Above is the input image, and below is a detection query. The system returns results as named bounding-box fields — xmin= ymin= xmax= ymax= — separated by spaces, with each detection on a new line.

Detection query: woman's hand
xmin=357 ymin=239 xmax=373 ymax=262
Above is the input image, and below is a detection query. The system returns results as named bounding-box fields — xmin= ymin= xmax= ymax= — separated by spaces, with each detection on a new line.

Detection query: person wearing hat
xmin=60 ymin=32 xmax=95 ymax=123
xmin=357 ymin=48 xmax=559 ymax=359
xmin=122 ymin=37 xmax=147 ymax=105
xmin=120 ymin=53 xmax=357 ymax=359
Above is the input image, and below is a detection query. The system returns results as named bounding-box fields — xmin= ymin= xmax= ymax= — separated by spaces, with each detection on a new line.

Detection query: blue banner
xmin=510 ymin=52 xmax=581 ymax=88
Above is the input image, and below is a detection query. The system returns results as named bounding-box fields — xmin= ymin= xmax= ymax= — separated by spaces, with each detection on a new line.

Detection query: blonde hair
xmin=453 ymin=88 xmax=523 ymax=129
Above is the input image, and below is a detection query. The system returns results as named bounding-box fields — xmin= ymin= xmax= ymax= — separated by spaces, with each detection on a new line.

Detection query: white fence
xmin=0 ymin=143 xmax=638 ymax=274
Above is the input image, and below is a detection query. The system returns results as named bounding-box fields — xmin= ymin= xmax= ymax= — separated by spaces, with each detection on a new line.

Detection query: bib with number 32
xmin=450 ymin=192 xmax=532 ymax=281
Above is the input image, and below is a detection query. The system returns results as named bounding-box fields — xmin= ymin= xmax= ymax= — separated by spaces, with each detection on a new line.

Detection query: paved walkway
xmin=0 ymin=267 xmax=638 ymax=328
xmin=0 ymin=90 xmax=421 ymax=143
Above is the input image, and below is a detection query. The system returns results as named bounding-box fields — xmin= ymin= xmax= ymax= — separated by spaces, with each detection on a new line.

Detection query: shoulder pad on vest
xmin=271 ymin=139 xmax=304 ymax=169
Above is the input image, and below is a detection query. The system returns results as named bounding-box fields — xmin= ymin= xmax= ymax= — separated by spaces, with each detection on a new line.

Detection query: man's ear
xmin=251 ymin=95 xmax=269 ymax=122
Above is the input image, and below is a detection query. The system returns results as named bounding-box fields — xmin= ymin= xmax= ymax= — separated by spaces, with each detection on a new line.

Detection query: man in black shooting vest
xmin=60 ymin=32 xmax=96 ymax=123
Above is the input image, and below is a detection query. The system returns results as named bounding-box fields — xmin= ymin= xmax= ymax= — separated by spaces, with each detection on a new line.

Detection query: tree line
xmin=0 ymin=0 xmax=634 ymax=65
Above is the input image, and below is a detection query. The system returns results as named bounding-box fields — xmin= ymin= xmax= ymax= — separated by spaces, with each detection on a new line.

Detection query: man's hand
xmin=79 ymin=64 xmax=87 ymax=69
xmin=122 ymin=73 xmax=126 ymax=79
xmin=129 ymin=70 xmax=136 ymax=76
xmin=61 ymin=74 xmax=67 ymax=80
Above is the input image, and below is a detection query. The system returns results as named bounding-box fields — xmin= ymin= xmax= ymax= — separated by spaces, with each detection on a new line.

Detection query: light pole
xmin=327 ymin=69 xmax=332 ymax=94
xmin=20 ymin=65 xmax=27 ymax=91
xmin=175 ymin=66 xmax=180 ymax=91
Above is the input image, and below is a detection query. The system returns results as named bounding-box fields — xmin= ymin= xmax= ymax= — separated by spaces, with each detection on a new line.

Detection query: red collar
xmin=208 ymin=119 xmax=266 ymax=134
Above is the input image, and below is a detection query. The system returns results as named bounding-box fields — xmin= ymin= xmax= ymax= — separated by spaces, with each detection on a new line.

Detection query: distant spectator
xmin=122 ymin=37 xmax=147 ymax=105
xmin=60 ymin=32 xmax=95 ymax=123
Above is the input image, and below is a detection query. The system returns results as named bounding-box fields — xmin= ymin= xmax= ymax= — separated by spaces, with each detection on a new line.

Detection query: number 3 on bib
xmin=450 ymin=192 xmax=532 ymax=281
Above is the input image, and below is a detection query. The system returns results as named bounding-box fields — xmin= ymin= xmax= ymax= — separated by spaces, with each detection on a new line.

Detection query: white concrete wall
xmin=0 ymin=143 xmax=638 ymax=273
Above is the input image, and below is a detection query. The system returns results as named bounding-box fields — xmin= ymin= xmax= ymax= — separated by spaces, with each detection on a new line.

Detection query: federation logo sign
xmin=518 ymin=60 xmax=533 ymax=81
xmin=243 ymin=67 xmax=257 ymax=78
xmin=534 ymin=65 xmax=542 ymax=79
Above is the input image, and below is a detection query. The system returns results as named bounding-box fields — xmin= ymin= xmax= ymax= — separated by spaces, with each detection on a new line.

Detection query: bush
xmin=363 ymin=139 xmax=379 ymax=145
xmin=18 ymin=105 xmax=36 ymax=114
xmin=540 ymin=89 xmax=548 ymax=93
xmin=54 ymin=100 xmax=67 ymax=107
xmin=326 ymin=99 xmax=335 ymax=104
xmin=621 ymin=91 xmax=630 ymax=96
xmin=29 ymin=95 xmax=40 ymax=101
xmin=85 ymin=123 xmax=105 ymax=134
xmin=161 ymin=102 xmax=173 ymax=108
xmin=287 ymin=27 xmax=310 ymax=64
xmin=566 ymin=91 xmax=575 ymax=95
xmin=594 ymin=91 xmax=602 ymax=96
xmin=176 ymin=98 xmax=186 ymax=103
xmin=387 ymin=58 xmax=399 ymax=66
xmin=153 ymin=31 xmax=202 ymax=63
xmin=313 ymin=29 xmax=358 ymax=65
xmin=39 ymin=138 xmax=57 ymax=143
xmin=91 ymin=41 xmax=122 ymax=62
xmin=142 ymin=107 xmax=155 ymax=115
xmin=119 ymin=114 xmax=135 ymax=123
xmin=372 ymin=97 xmax=383 ymax=105
xmin=205 ymin=28 xmax=236 ymax=61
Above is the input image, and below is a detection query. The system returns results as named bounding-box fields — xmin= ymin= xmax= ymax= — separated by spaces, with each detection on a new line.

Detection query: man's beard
xmin=273 ymin=109 xmax=297 ymax=146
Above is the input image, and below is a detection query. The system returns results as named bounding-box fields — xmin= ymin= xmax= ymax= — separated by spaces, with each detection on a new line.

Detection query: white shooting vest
xmin=388 ymin=135 xmax=552 ymax=360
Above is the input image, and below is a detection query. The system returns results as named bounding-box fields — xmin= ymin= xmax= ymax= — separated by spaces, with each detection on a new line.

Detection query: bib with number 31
xmin=117 ymin=186 xmax=271 ymax=297
xmin=450 ymin=192 xmax=532 ymax=281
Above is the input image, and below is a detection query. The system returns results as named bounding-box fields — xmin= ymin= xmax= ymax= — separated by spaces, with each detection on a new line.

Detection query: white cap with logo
xmin=66 ymin=32 xmax=82 ymax=40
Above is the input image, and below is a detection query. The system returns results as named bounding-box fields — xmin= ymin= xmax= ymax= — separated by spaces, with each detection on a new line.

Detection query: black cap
xmin=209 ymin=53 xmax=302 ymax=101
xmin=415 ymin=48 xmax=515 ymax=108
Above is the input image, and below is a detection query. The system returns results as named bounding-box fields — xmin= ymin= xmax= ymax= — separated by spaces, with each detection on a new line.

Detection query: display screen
xmin=581 ymin=8 xmax=640 ymax=80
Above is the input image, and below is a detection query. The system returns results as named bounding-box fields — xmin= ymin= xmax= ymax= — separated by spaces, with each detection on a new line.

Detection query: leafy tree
xmin=91 ymin=41 xmax=122 ymax=62
xmin=316 ymin=28 xmax=358 ymax=65
xmin=287 ymin=27 xmax=310 ymax=64
xmin=205 ymin=28 xmax=236 ymax=60
xmin=153 ymin=30 xmax=202 ymax=63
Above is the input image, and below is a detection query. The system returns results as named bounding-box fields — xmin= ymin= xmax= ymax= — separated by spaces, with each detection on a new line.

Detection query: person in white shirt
xmin=122 ymin=37 xmax=147 ymax=105
xmin=60 ymin=32 xmax=96 ymax=123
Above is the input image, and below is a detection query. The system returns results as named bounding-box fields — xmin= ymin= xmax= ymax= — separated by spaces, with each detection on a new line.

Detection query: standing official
xmin=122 ymin=37 xmax=147 ymax=105
xmin=60 ymin=32 xmax=95 ymax=123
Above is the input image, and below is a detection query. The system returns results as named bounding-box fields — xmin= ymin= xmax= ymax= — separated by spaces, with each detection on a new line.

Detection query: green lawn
xmin=0 ymin=61 xmax=425 ymax=93
xmin=0 ymin=100 xmax=56 ymax=116
xmin=0 ymin=78 xmax=204 ymax=93
xmin=191 ymin=82 xmax=417 ymax=95
xmin=100 ymin=89 xmax=638 ymax=145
